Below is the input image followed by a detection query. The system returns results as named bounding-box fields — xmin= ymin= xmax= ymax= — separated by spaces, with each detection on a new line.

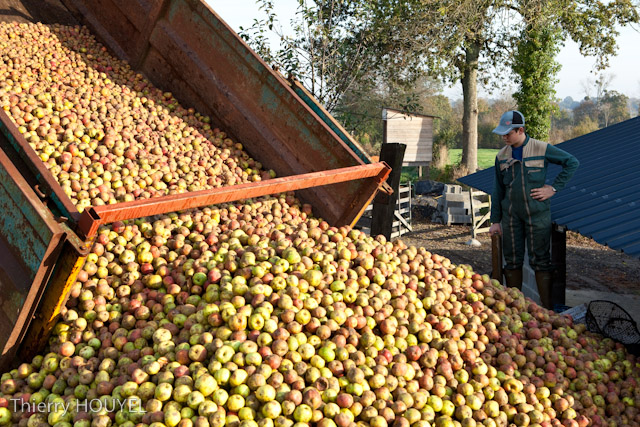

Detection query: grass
xmin=448 ymin=148 xmax=499 ymax=170
xmin=399 ymin=148 xmax=499 ymax=184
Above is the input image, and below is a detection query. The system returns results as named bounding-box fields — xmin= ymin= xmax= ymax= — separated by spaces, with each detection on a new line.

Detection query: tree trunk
xmin=460 ymin=41 xmax=480 ymax=174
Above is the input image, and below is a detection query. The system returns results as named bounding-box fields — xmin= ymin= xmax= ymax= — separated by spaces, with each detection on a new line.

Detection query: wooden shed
xmin=382 ymin=108 xmax=436 ymax=167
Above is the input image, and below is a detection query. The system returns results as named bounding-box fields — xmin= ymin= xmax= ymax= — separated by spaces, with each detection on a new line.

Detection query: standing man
xmin=488 ymin=110 xmax=579 ymax=309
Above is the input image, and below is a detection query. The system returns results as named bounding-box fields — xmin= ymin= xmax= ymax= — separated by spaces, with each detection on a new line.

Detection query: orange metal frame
xmin=77 ymin=162 xmax=392 ymax=239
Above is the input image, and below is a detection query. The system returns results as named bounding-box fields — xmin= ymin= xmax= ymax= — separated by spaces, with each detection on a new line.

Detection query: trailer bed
xmin=0 ymin=0 xmax=389 ymax=369
xmin=0 ymin=0 xmax=77 ymax=25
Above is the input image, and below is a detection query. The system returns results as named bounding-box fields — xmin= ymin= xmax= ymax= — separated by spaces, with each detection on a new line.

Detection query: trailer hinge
xmin=58 ymin=222 xmax=92 ymax=256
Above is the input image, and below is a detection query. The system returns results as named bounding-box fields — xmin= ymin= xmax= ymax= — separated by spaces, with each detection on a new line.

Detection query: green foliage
xmin=550 ymin=90 xmax=632 ymax=143
xmin=400 ymin=166 xmax=449 ymax=185
xmin=434 ymin=121 xmax=461 ymax=152
xmin=477 ymin=98 xmax=517 ymax=149
xmin=239 ymin=0 xmax=426 ymax=113
xmin=401 ymin=165 xmax=448 ymax=184
xmin=568 ymin=90 xmax=630 ymax=133
xmin=571 ymin=116 xmax=600 ymax=138
xmin=549 ymin=107 xmax=573 ymax=143
xmin=398 ymin=164 xmax=458 ymax=185
xmin=335 ymin=76 xmax=442 ymax=152
xmin=430 ymin=96 xmax=461 ymax=161
xmin=429 ymin=164 xmax=458 ymax=184
xmin=512 ymin=25 xmax=562 ymax=141
xmin=572 ymin=98 xmax=598 ymax=127
xmin=559 ymin=0 xmax=640 ymax=70
xmin=599 ymin=90 xmax=631 ymax=127
xmin=400 ymin=167 xmax=420 ymax=184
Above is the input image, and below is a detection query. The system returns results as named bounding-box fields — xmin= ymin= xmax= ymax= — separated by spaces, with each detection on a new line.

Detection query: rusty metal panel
xmin=151 ymin=0 xmax=362 ymax=168
xmin=0 ymin=0 xmax=78 ymax=25
xmin=143 ymin=0 xmax=372 ymax=225
xmin=0 ymin=109 xmax=80 ymax=223
xmin=0 ymin=235 xmax=31 ymax=328
xmin=290 ymin=79 xmax=372 ymax=165
xmin=20 ymin=236 xmax=90 ymax=360
xmin=60 ymin=0 xmax=168 ymax=67
xmin=60 ymin=0 xmax=138 ymax=63
xmin=55 ymin=0 xmax=382 ymax=226
xmin=111 ymin=0 xmax=159 ymax=32
xmin=0 ymin=145 xmax=67 ymax=371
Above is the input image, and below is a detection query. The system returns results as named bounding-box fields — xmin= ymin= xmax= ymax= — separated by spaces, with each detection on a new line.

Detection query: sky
xmin=208 ymin=0 xmax=640 ymax=102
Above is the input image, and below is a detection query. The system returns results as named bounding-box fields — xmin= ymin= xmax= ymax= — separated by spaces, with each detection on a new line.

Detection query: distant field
xmin=399 ymin=148 xmax=499 ymax=183
xmin=448 ymin=148 xmax=499 ymax=170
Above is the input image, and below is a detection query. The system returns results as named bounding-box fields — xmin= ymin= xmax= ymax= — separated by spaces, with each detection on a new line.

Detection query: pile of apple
xmin=0 ymin=22 xmax=274 ymax=212
xmin=0 ymin=17 xmax=638 ymax=427
xmin=0 ymin=194 xmax=638 ymax=427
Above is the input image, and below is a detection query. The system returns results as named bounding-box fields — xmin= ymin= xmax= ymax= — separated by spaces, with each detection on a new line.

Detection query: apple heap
xmin=0 ymin=194 xmax=638 ymax=427
xmin=0 ymin=16 xmax=639 ymax=427
xmin=0 ymin=22 xmax=274 ymax=212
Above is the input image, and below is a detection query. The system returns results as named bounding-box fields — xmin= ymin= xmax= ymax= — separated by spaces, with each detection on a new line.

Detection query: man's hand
xmin=530 ymin=185 xmax=556 ymax=201
xmin=489 ymin=223 xmax=502 ymax=236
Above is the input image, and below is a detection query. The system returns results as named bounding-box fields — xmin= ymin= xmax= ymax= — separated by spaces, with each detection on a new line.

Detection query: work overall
xmin=490 ymin=137 xmax=579 ymax=307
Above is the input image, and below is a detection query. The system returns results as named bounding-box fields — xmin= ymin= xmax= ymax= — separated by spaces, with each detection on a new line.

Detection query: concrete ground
xmin=565 ymin=289 xmax=640 ymax=330
xmin=519 ymin=253 xmax=640 ymax=329
xmin=523 ymin=284 xmax=640 ymax=328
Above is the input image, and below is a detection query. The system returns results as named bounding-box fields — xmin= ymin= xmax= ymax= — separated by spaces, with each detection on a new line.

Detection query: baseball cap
xmin=492 ymin=110 xmax=525 ymax=135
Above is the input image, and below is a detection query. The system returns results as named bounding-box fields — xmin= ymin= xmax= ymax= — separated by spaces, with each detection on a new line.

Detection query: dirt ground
xmin=399 ymin=196 xmax=640 ymax=297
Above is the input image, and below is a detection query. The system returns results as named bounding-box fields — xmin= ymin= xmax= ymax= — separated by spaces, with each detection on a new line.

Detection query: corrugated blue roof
xmin=458 ymin=116 xmax=640 ymax=258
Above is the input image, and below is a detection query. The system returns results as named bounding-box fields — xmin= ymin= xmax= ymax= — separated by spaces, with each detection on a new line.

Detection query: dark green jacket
xmin=490 ymin=136 xmax=579 ymax=224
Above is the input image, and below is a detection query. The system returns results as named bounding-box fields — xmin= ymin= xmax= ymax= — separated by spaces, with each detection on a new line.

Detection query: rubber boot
xmin=503 ymin=269 xmax=523 ymax=290
xmin=535 ymin=270 xmax=553 ymax=309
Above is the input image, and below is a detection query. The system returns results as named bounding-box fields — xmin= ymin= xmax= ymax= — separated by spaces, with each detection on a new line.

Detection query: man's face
xmin=502 ymin=127 xmax=525 ymax=147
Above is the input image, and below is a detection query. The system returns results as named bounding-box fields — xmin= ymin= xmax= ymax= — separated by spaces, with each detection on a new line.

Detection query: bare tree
xmin=595 ymin=73 xmax=615 ymax=102
xmin=601 ymin=103 xmax=612 ymax=127
xmin=581 ymin=76 xmax=594 ymax=100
